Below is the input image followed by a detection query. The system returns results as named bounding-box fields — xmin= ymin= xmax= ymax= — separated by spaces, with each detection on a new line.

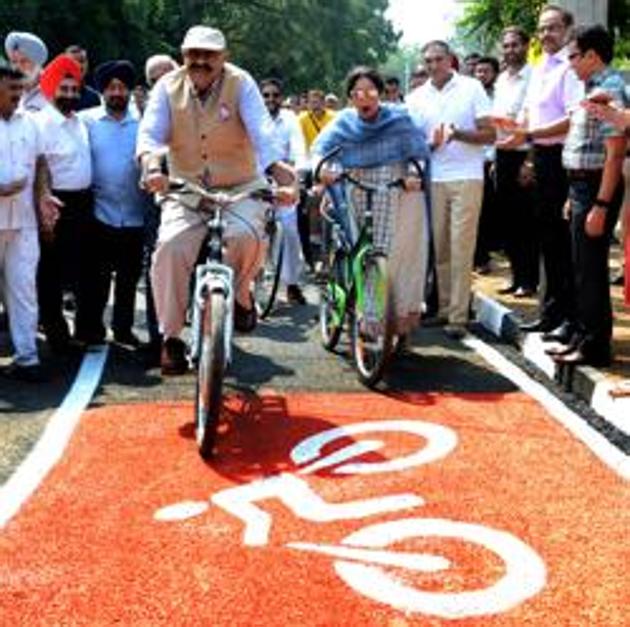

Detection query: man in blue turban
xmin=4 ymin=31 xmax=49 ymax=112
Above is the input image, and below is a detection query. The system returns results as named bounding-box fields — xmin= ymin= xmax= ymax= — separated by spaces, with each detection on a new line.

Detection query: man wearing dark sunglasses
xmin=261 ymin=77 xmax=308 ymax=305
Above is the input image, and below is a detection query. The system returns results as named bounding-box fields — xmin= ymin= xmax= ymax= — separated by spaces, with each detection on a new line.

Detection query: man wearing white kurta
xmin=261 ymin=77 xmax=308 ymax=304
xmin=0 ymin=62 xmax=43 ymax=380
xmin=408 ymin=40 xmax=493 ymax=338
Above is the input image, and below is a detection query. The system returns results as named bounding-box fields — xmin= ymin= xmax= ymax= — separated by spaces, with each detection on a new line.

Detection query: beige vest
xmin=165 ymin=64 xmax=258 ymax=189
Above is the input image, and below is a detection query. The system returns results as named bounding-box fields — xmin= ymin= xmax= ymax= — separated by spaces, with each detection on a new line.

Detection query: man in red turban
xmin=40 ymin=54 xmax=82 ymax=111
xmin=34 ymin=53 xmax=93 ymax=351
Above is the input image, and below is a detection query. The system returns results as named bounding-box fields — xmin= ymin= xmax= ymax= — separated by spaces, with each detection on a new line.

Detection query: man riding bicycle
xmin=137 ymin=25 xmax=297 ymax=375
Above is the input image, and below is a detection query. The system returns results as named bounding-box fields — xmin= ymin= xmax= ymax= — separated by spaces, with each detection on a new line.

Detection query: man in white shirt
xmin=137 ymin=26 xmax=296 ymax=375
xmin=261 ymin=77 xmax=308 ymax=304
xmin=492 ymin=26 xmax=537 ymax=298
xmin=35 ymin=54 xmax=94 ymax=351
xmin=497 ymin=5 xmax=583 ymax=338
xmin=407 ymin=40 xmax=494 ymax=339
xmin=0 ymin=60 xmax=56 ymax=381
xmin=4 ymin=31 xmax=49 ymax=113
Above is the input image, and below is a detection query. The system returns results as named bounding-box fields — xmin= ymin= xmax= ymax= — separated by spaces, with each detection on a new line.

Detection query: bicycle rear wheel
xmin=254 ymin=217 xmax=284 ymax=319
xmin=195 ymin=291 xmax=227 ymax=459
xmin=351 ymin=253 xmax=394 ymax=387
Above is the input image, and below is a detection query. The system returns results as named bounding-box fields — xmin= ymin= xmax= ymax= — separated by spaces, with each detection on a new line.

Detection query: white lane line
xmin=463 ymin=335 xmax=630 ymax=481
xmin=0 ymin=346 xmax=109 ymax=528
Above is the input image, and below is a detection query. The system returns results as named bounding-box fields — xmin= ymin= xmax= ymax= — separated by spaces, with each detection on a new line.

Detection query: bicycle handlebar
xmin=313 ymin=147 xmax=425 ymax=194
xmin=167 ymin=178 xmax=275 ymax=208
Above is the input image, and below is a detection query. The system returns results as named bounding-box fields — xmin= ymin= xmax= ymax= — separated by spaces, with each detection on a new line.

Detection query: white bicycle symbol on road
xmin=155 ymin=420 xmax=547 ymax=620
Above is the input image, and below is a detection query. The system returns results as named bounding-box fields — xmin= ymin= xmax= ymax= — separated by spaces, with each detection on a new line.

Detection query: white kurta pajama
xmin=268 ymin=108 xmax=307 ymax=286
xmin=0 ymin=110 xmax=42 ymax=366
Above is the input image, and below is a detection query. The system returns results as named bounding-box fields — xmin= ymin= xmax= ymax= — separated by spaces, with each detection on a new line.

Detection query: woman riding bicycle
xmin=312 ymin=66 xmax=433 ymax=337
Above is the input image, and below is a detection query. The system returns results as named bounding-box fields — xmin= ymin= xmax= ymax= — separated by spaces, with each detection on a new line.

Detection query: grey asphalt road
xmin=0 ymin=284 xmax=519 ymax=484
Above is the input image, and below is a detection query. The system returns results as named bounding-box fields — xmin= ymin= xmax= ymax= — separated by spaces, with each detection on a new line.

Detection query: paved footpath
xmin=0 ymin=294 xmax=628 ymax=625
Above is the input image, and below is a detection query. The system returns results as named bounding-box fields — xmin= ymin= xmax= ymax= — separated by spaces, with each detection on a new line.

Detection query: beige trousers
xmin=431 ymin=180 xmax=483 ymax=325
xmin=387 ymin=189 xmax=428 ymax=334
xmin=151 ymin=197 xmax=267 ymax=339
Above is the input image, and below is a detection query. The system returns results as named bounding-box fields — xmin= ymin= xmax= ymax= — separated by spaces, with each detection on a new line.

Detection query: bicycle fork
xmin=190 ymin=262 xmax=235 ymax=365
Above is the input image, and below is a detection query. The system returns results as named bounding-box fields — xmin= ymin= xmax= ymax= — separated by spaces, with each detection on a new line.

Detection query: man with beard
xmin=35 ymin=54 xmax=93 ymax=350
xmin=80 ymin=61 xmax=148 ymax=347
xmin=473 ymin=55 xmax=500 ymax=275
xmin=497 ymin=5 xmax=582 ymax=341
xmin=491 ymin=26 xmax=537 ymax=297
xmin=0 ymin=59 xmax=59 ymax=380
xmin=137 ymin=26 xmax=295 ymax=375
xmin=4 ymin=32 xmax=49 ymax=112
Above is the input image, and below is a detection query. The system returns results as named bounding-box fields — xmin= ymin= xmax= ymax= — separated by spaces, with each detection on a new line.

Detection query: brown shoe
xmin=234 ymin=297 xmax=257 ymax=333
xmin=160 ymin=337 xmax=188 ymax=375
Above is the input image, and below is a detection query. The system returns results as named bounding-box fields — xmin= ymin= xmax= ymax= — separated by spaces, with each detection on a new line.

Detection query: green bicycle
xmin=315 ymin=148 xmax=425 ymax=387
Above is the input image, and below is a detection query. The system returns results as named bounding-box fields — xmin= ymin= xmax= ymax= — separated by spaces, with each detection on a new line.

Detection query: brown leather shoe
xmin=234 ymin=297 xmax=257 ymax=333
xmin=161 ymin=337 xmax=188 ymax=375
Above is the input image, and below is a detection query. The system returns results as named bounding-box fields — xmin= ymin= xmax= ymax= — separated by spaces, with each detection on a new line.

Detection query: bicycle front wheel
xmin=351 ymin=253 xmax=394 ymax=387
xmin=254 ymin=218 xmax=284 ymax=319
xmin=320 ymin=244 xmax=346 ymax=351
xmin=195 ymin=291 xmax=227 ymax=459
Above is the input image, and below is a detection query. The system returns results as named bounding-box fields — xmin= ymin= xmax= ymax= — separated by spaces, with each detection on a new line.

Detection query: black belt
xmin=566 ymin=169 xmax=603 ymax=181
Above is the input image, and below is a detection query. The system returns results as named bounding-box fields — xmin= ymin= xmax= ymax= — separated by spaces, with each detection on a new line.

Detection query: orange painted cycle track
xmin=0 ymin=392 xmax=627 ymax=625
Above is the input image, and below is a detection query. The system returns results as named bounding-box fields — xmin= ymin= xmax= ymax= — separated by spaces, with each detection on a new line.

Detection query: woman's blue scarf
xmin=312 ymin=103 xmax=431 ymax=169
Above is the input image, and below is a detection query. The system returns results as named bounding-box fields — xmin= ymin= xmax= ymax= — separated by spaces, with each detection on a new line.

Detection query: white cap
xmin=181 ymin=26 xmax=226 ymax=52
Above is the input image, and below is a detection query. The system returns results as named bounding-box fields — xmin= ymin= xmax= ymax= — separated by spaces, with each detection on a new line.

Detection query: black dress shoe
xmin=286 ymin=284 xmax=307 ymax=305
xmin=541 ymin=321 xmax=574 ymax=344
xmin=513 ymin=286 xmax=536 ymax=298
xmin=553 ymin=347 xmax=611 ymax=367
xmin=545 ymin=342 xmax=578 ymax=357
xmin=520 ymin=319 xmax=558 ymax=333
xmin=1 ymin=363 xmax=46 ymax=383
xmin=497 ymin=283 xmax=517 ymax=295
xmin=113 ymin=330 xmax=143 ymax=348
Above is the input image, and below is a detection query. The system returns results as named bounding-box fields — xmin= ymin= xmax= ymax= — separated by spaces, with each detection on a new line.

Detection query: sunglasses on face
xmin=263 ymin=91 xmax=281 ymax=99
xmin=351 ymin=87 xmax=379 ymax=99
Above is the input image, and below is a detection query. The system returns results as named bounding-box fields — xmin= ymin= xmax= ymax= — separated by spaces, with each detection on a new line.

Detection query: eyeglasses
xmin=423 ymin=55 xmax=446 ymax=65
xmin=537 ymin=23 xmax=563 ymax=35
xmin=262 ymin=91 xmax=281 ymax=99
xmin=350 ymin=87 xmax=379 ymax=99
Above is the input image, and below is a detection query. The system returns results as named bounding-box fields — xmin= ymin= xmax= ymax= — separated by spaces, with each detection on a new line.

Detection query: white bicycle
xmin=155 ymin=419 xmax=547 ymax=619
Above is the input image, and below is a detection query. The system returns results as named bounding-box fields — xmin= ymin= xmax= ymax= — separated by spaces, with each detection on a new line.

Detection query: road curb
xmin=473 ymin=292 xmax=629 ymax=439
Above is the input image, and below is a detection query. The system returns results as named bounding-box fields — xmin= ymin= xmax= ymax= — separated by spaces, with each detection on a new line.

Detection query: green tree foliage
xmin=457 ymin=0 xmax=544 ymax=51
xmin=457 ymin=0 xmax=629 ymax=62
xmin=0 ymin=0 xmax=398 ymax=93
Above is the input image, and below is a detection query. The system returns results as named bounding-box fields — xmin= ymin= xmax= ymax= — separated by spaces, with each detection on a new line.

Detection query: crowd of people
xmin=0 ymin=2 xmax=628 ymax=383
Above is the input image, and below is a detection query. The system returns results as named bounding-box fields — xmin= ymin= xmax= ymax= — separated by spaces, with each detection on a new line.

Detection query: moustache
xmin=189 ymin=63 xmax=213 ymax=72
